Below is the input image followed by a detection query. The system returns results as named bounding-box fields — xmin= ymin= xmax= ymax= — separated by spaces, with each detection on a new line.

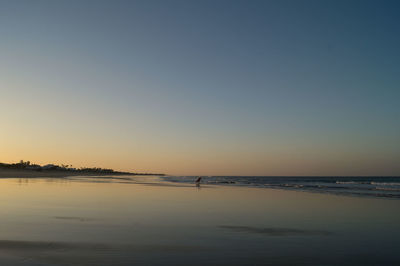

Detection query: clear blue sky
xmin=1 ymin=0 xmax=399 ymax=175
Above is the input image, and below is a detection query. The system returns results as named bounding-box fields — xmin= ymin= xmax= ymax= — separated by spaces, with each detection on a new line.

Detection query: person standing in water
xmin=195 ymin=176 xmax=202 ymax=186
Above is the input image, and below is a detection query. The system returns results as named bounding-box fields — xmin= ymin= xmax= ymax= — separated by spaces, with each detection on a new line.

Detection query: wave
xmin=374 ymin=187 xmax=400 ymax=191
xmin=335 ymin=181 xmax=400 ymax=187
xmin=162 ymin=176 xmax=400 ymax=199
xmin=370 ymin=182 xmax=400 ymax=186
xmin=335 ymin=181 xmax=371 ymax=185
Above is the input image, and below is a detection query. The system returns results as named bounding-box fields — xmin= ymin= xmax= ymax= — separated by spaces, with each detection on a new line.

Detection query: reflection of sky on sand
xmin=0 ymin=177 xmax=399 ymax=265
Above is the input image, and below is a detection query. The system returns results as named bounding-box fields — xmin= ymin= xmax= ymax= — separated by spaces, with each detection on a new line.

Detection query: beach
xmin=0 ymin=176 xmax=399 ymax=265
xmin=2 ymin=0 xmax=399 ymax=265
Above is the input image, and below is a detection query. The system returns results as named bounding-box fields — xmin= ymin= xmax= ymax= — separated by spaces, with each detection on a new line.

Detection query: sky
xmin=0 ymin=0 xmax=399 ymax=176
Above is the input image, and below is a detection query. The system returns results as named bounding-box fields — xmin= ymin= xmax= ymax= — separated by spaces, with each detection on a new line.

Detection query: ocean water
xmin=162 ymin=176 xmax=400 ymax=198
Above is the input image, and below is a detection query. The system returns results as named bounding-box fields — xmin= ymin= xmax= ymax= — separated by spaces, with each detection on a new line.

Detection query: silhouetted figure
xmin=195 ymin=176 xmax=202 ymax=186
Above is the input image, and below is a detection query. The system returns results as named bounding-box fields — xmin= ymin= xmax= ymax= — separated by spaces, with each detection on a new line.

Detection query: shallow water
xmin=0 ymin=176 xmax=399 ymax=265
xmin=163 ymin=176 xmax=400 ymax=198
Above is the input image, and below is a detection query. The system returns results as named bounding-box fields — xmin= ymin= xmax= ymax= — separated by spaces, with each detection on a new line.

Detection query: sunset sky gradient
xmin=1 ymin=0 xmax=399 ymax=175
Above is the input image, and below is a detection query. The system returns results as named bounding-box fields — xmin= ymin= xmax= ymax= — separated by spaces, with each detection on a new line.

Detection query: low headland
xmin=0 ymin=160 xmax=164 ymax=178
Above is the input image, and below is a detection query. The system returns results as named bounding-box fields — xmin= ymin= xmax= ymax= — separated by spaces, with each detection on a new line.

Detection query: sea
xmin=162 ymin=176 xmax=400 ymax=199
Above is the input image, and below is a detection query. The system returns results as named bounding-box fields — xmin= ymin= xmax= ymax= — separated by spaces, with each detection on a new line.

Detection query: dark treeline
xmin=0 ymin=160 xmax=164 ymax=176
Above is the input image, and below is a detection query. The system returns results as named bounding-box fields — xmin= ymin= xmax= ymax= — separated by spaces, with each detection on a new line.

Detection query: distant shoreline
xmin=0 ymin=169 xmax=165 ymax=178
xmin=0 ymin=160 xmax=165 ymax=178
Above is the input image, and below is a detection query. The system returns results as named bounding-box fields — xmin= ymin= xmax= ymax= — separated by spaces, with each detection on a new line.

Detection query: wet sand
xmin=0 ymin=176 xmax=399 ymax=265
